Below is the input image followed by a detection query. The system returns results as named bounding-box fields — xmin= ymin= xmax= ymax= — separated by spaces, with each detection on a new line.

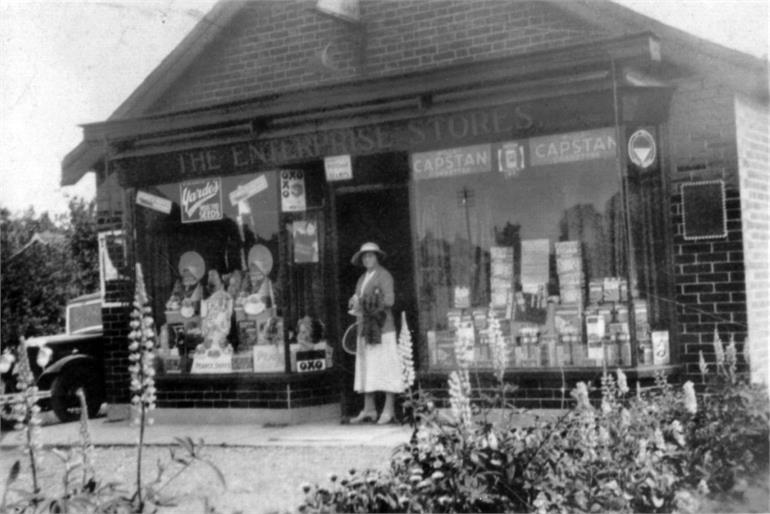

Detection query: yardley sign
xmin=118 ymin=95 xmax=614 ymax=186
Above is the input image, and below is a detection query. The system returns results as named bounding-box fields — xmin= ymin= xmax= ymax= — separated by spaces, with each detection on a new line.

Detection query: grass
xmin=0 ymin=444 xmax=394 ymax=513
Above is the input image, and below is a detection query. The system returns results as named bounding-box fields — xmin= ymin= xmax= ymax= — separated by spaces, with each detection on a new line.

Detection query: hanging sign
xmin=136 ymin=191 xmax=172 ymax=214
xmin=627 ymin=128 xmax=657 ymax=169
xmin=529 ymin=127 xmax=617 ymax=166
xmin=411 ymin=144 xmax=492 ymax=180
xmin=229 ymin=174 xmax=268 ymax=206
xmin=280 ymin=170 xmax=307 ymax=212
xmin=180 ymin=178 xmax=223 ymax=223
xmin=324 ymin=155 xmax=353 ymax=181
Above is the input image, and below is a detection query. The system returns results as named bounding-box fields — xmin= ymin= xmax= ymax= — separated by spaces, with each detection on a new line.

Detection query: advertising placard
xmin=324 ymin=155 xmax=353 ymax=181
xmin=280 ymin=169 xmax=307 ymax=212
xmin=229 ymin=174 xmax=268 ymax=206
xmin=180 ymin=178 xmax=223 ymax=223
xmin=529 ymin=128 xmax=616 ymax=166
xmin=411 ymin=144 xmax=492 ymax=180
xmin=136 ymin=191 xmax=172 ymax=214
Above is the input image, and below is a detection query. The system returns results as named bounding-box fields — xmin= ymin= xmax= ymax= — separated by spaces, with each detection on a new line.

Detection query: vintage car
xmin=1 ymin=293 xmax=105 ymax=425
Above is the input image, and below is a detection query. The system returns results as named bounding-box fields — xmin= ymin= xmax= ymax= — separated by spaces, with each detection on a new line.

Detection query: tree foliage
xmin=1 ymin=199 xmax=99 ymax=345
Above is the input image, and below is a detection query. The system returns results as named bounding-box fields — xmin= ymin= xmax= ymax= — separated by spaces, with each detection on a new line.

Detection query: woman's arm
xmin=379 ymin=270 xmax=395 ymax=308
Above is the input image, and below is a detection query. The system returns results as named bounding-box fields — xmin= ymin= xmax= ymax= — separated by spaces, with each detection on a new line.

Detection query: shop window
xmin=414 ymin=127 xmax=671 ymax=370
xmin=135 ymin=168 xmax=332 ymax=375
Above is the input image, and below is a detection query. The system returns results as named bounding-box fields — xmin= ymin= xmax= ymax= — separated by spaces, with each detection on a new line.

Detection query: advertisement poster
xmin=411 ymin=144 xmax=492 ymax=180
xmin=292 ymin=220 xmax=319 ymax=263
xmin=280 ymin=169 xmax=307 ymax=212
xmin=529 ymin=127 xmax=617 ymax=166
xmin=180 ymin=178 xmax=223 ymax=223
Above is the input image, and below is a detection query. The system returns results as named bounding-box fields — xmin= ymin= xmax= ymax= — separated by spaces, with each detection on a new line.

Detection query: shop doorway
xmin=334 ymin=184 xmax=416 ymax=417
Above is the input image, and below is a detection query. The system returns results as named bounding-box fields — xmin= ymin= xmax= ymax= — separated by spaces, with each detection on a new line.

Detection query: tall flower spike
xmin=448 ymin=369 xmax=472 ymax=427
xmin=488 ymin=304 xmax=508 ymax=384
xmin=616 ymin=368 xmax=629 ymax=395
xmin=712 ymin=328 xmax=725 ymax=367
xmin=398 ymin=312 xmax=416 ymax=390
xmin=682 ymin=381 xmax=697 ymax=415
xmin=698 ymin=350 xmax=708 ymax=382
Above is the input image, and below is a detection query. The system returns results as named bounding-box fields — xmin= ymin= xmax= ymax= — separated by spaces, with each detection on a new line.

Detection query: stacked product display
xmin=428 ymin=240 xmax=667 ymax=370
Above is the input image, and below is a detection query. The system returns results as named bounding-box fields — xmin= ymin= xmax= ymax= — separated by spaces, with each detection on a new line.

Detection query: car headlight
xmin=36 ymin=346 xmax=53 ymax=368
xmin=0 ymin=351 xmax=15 ymax=373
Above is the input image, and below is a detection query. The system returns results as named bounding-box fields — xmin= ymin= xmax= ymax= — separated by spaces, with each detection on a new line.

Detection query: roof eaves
xmin=60 ymin=0 xmax=248 ymax=186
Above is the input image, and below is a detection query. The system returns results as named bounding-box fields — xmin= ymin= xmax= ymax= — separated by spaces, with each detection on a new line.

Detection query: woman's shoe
xmin=349 ymin=410 xmax=377 ymax=424
xmin=376 ymin=412 xmax=394 ymax=425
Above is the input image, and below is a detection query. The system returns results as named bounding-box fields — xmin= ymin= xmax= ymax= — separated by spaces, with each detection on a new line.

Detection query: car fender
xmin=37 ymin=354 xmax=99 ymax=391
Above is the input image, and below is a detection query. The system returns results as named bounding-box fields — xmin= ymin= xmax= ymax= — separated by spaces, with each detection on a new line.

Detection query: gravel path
xmin=0 ymin=444 xmax=395 ymax=513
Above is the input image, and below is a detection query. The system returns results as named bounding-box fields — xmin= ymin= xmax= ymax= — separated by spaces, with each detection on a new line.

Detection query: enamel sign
xmin=628 ymin=129 xmax=657 ymax=169
xmin=180 ymin=178 xmax=223 ymax=223
xmin=280 ymin=169 xmax=307 ymax=212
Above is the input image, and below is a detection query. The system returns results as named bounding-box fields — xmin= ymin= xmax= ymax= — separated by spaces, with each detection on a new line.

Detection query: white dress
xmin=353 ymin=270 xmax=404 ymax=394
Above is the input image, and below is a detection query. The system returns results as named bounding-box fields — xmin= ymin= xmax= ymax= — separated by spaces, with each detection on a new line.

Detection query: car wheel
xmin=50 ymin=366 xmax=104 ymax=423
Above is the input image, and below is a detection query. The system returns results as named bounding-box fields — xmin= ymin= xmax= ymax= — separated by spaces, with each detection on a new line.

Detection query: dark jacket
xmin=354 ymin=266 xmax=395 ymax=344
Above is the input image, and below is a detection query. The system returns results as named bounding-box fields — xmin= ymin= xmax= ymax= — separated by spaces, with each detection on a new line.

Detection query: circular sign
xmin=628 ymin=129 xmax=657 ymax=169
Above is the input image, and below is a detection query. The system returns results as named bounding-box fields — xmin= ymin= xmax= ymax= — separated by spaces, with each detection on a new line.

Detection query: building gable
xmin=150 ymin=0 xmax=612 ymax=114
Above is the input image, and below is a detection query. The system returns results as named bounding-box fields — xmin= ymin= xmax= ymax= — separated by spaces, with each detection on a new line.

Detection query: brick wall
xmin=150 ymin=0 xmax=608 ymax=113
xmin=735 ymin=95 xmax=770 ymax=385
xmin=155 ymin=372 xmax=338 ymax=409
xmin=667 ymin=77 xmax=748 ymax=379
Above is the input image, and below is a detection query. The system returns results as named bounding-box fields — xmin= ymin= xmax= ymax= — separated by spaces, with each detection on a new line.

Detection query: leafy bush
xmin=301 ymin=364 xmax=769 ymax=513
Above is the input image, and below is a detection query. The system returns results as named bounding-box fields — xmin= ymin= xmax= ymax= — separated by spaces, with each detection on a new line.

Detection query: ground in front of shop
xmin=0 ymin=444 xmax=393 ymax=513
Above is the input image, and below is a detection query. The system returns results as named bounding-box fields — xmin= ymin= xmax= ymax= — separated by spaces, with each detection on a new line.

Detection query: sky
xmin=0 ymin=0 xmax=767 ymax=218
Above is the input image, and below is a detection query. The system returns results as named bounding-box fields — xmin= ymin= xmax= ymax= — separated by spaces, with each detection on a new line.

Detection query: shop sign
xmin=191 ymin=352 xmax=233 ymax=374
xmin=529 ymin=128 xmax=617 ymax=166
xmin=180 ymin=178 xmax=223 ymax=223
xmin=136 ymin=190 xmax=172 ymax=214
xmin=627 ymin=128 xmax=656 ymax=169
xmin=229 ymin=174 xmax=268 ymax=205
xmin=495 ymin=141 xmax=527 ymax=178
xmin=280 ymin=169 xmax=306 ymax=212
xmin=324 ymin=154 xmax=353 ymax=181
xmin=411 ymin=144 xmax=492 ymax=180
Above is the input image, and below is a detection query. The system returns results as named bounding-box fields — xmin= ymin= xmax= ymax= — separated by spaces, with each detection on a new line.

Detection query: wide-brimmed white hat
xmin=178 ymin=251 xmax=205 ymax=281
xmin=351 ymin=242 xmax=386 ymax=265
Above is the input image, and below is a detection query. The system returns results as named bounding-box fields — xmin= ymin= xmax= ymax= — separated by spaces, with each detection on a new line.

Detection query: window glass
xmin=415 ymin=131 xmax=640 ymax=369
xmin=135 ymin=170 xmax=328 ymax=375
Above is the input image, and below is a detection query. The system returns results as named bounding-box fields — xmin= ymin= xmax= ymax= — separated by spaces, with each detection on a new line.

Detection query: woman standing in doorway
xmin=348 ymin=242 xmax=403 ymax=424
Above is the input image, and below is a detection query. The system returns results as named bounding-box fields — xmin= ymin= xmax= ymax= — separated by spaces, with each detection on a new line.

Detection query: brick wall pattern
xmin=667 ymin=77 xmax=750 ymax=379
xmin=735 ymin=95 xmax=770 ymax=385
xmin=151 ymin=0 xmax=609 ymax=113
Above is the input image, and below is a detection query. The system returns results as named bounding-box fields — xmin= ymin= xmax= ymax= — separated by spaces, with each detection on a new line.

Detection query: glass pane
xmin=416 ymin=137 xmax=629 ymax=369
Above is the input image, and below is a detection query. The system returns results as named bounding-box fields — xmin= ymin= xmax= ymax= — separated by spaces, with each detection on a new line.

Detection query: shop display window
xmin=414 ymin=127 xmax=671 ymax=370
xmin=135 ymin=168 xmax=332 ymax=375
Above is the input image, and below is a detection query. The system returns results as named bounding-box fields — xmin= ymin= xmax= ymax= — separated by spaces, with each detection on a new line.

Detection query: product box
xmin=446 ymin=309 xmax=463 ymax=331
xmin=554 ymin=342 xmax=571 ymax=366
xmin=431 ymin=331 xmax=457 ymax=368
xmin=634 ymin=301 xmax=649 ymax=326
xmin=557 ymin=257 xmax=583 ymax=274
xmin=232 ymin=351 xmax=254 ymax=372
xmin=588 ymin=280 xmax=604 ymax=304
xmin=571 ymin=342 xmax=587 ymax=366
xmin=585 ymin=314 xmax=606 ymax=342
xmin=603 ymin=277 xmax=622 ymax=303
xmin=555 ymin=240 xmax=581 ymax=256
xmin=560 ymin=285 xmax=584 ymax=305
xmin=619 ymin=341 xmax=632 ymax=366
xmin=651 ymin=331 xmax=670 ymax=365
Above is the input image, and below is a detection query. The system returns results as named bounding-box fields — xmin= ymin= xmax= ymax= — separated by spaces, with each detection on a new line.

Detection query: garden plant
xmin=300 ymin=311 xmax=769 ymax=513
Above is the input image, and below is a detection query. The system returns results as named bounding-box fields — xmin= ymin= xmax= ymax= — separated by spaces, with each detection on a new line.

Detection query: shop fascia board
xmin=114 ymin=70 xmax=620 ymax=161
xmin=80 ymin=32 xmax=661 ymax=148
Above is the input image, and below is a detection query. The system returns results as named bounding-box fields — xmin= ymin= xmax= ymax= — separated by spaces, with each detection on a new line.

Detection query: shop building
xmin=62 ymin=0 xmax=768 ymax=420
